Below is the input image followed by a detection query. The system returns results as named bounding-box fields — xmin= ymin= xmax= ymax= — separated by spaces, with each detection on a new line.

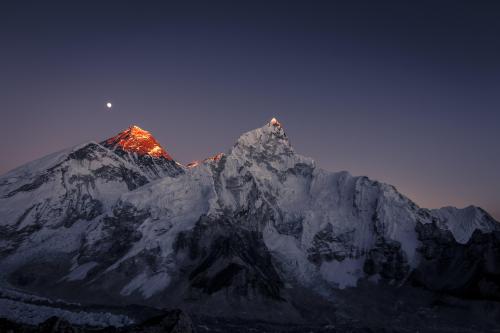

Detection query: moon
xmin=106 ymin=102 xmax=112 ymax=109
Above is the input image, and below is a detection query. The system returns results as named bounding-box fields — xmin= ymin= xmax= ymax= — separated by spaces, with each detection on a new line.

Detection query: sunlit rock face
xmin=104 ymin=125 xmax=172 ymax=159
xmin=186 ymin=152 xmax=224 ymax=169
xmin=0 ymin=118 xmax=499 ymax=330
xmin=101 ymin=125 xmax=184 ymax=179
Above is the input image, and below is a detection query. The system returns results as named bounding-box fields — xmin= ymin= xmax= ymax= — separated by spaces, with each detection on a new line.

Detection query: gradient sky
xmin=1 ymin=1 xmax=499 ymax=219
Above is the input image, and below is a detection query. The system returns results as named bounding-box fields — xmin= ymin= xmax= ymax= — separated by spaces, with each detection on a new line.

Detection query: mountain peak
xmin=269 ymin=117 xmax=282 ymax=128
xmin=186 ymin=152 xmax=224 ymax=168
xmin=263 ymin=117 xmax=286 ymax=138
xmin=130 ymin=124 xmax=144 ymax=131
xmin=127 ymin=125 xmax=149 ymax=136
xmin=104 ymin=125 xmax=173 ymax=160
xmin=230 ymin=118 xmax=294 ymax=165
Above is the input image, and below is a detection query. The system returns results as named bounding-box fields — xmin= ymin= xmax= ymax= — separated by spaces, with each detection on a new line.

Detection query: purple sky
xmin=1 ymin=1 xmax=499 ymax=219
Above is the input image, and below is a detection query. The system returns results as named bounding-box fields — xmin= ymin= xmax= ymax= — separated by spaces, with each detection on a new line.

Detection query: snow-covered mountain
xmin=0 ymin=142 xmax=148 ymax=259
xmin=0 ymin=119 xmax=499 ymax=328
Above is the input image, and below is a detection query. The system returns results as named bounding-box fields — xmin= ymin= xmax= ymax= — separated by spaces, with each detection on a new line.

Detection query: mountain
xmin=0 ymin=119 xmax=499 ymax=331
xmin=0 ymin=142 xmax=148 ymax=258
xmin=101 ymin=125 xmax=184 ymax=179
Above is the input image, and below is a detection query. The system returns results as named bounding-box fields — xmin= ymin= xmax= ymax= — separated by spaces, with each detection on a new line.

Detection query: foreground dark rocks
xmin=0 ymin=309 xmax=195 ymax=333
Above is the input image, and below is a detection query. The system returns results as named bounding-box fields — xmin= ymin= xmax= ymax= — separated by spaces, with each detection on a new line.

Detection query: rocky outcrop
xmin=0 ymin=309 xmax=195 ymax=333
xmin=174 ymin=215 xmax=284 ymax=301
xmin=363 ymin=238 xmax=410 ymax=282
xmin=412 ymin=221 xmax=500 ymax=300
xmin=307 ymin=223 xmax=357 ymax=264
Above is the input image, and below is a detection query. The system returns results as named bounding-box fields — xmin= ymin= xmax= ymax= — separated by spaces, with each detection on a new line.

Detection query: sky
xmin=0 ymin=1 xmax=499 ymax=219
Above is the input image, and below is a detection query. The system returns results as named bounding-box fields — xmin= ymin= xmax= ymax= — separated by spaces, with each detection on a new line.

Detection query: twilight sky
xmin=0 ymin=1 xmax=499 ymax=219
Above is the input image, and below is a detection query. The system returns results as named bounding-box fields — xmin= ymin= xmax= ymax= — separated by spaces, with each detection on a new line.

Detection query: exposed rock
xmin=0 ymin=310 xmax=195 ymax=333
xmin=364 ymin=238 xmax=409 ymax=282
xmin=174 ymin=215 xmax=285 ymax=301
xmin=412 ymin=221 xmax=500 ymax=300
xmin=101 ymin=125 xmax=184 ymax=180
xmin=307 ymin=224 xmax=357 ymax=264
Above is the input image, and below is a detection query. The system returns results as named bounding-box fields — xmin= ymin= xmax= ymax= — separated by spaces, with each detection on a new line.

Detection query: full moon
xmin=106 ymin=102 xmax=112 ymax=109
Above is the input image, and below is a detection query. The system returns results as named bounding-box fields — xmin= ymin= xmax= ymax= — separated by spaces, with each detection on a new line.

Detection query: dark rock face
xmin=174 ymin=215 xmax=284 ymax=301
xmin=4 ymin=173 xmax=52 ymax=198
xmin=136 ymin=310 xmax=195 ymax=333
xmin=307 ymin=224 xmax=357 ymax=264
xmin=274 ymin=217 xmax=303 ymax=239
xmin=68 ymin=143 xmax=106 ymax=161
xmin=412 ymin=222 xmax=500 ymax=300
xmin=131 ymin=153 xmax=184 ymax=179
xmin=37 ymin=316 xmax=84 ymax=333
xmin=101 ymin=144 xmax=184 ymax=180
xmin=4 ymin=203 xmax=153 ymax=297
xmin=66 ymin=143 xmax=149 ymax=190
xmin=92 ymin=165 xmax=148 ymax=191
xmin=79 ymin=204 xmax=149 ymax=265
xmin=0 ymin=309 xmax=195 ymax=333
xmin=363 ymin=238 xmax=409 ymax=282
